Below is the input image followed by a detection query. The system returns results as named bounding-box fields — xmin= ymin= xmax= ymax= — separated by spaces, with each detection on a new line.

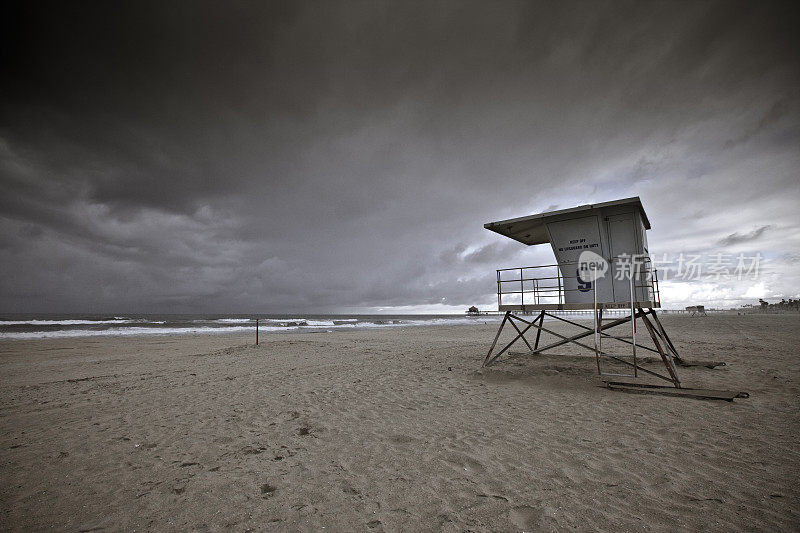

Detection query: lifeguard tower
xmin=482 ymin=197 xmax=740 ymax=400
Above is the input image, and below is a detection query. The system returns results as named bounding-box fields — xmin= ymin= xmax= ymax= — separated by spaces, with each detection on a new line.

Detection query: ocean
xmin=0 ymin=314 xmax=504 ymax=340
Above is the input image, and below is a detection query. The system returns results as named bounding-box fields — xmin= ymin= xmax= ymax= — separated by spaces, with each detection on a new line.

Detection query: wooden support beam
xmin=542 ymin=311 xmax=662 ymax=356
xmin=484 ymin=313 xmax=539 ymax=366
xmin=483 ymin=312 xmax=510 ymax=366
xmin=649 ymin=309 xmax=681 ymax=359
xmin=519 ymin=310 xmax=646 ymax=357
xmin=604 ymin=381 xmax=749 ymax=401
xmin=639 ymin=311 xmax=681 ymax=387
xmin=533 ymin=310 xmax=544 ymax=350
xmin=506 ymin=314 xmax=533 ymax=351
xmin=482 ymin=308 xmax=702 ymax=390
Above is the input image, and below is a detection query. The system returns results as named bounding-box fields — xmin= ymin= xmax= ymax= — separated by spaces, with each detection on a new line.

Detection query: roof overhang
xmin=484 ymin=197 xmax=651 ymax=245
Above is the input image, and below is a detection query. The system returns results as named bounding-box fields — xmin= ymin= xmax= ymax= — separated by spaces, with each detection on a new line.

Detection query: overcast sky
xmin=1 ymin=1 xmax=798 ymax=314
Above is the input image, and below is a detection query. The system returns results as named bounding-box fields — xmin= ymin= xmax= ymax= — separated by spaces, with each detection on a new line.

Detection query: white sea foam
xmin=0 ymin=315 xmax=503 ymax=340
xmin=0 ymin=319 xmax=141 ymax=326
xmin=364 ymin=317 xmax=474 ymax=328
xmin=304 ymin=320 xmax=336 ymax=326
xmin=0 ymin=325 xmax=260 ymax=340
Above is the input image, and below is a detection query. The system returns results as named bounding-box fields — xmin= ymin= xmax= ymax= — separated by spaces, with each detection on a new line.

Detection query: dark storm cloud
xmin=1 ymin=1 xmax=799 ymax=312
xmin=718 ymin=225 xmax=774 ymax=247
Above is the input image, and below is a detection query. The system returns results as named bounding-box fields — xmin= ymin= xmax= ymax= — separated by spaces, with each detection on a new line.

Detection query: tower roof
xmin=484 ymin=197 xmax=650 ymax=245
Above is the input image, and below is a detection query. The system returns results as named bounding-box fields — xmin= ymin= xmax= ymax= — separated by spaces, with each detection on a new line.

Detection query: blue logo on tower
xmin=576 ymin=250 xmax=608 ymax=293
xmin=576 ymin=270 xmax=592 ymax=292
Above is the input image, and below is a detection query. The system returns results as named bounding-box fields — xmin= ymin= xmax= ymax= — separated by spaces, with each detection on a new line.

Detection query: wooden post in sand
xmin=256 ymin=319 xmax=259 ymax=345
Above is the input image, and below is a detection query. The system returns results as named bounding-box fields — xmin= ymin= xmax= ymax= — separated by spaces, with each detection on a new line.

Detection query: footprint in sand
xmin=509 ymin=505 xmax=544 ymax=530
xmin=261 ymin=483 xmax=277 ymax=498
xmin=388 ymin=434 xmax=415 ymax=445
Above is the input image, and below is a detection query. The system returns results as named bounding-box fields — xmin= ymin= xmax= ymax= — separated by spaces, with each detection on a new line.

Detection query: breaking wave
xmin=0 ymin=314 xmax=502 ymax=340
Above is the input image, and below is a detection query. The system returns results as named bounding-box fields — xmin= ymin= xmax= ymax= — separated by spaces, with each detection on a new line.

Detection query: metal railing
xmin=496 ymin=256 xmax=661 ymax=308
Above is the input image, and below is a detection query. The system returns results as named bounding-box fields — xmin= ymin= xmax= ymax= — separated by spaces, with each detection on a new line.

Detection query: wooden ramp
xmin=603 ymin=381 xmax=749 ymax=401
xmin=676 ymin=359 xmax=726 ymax=369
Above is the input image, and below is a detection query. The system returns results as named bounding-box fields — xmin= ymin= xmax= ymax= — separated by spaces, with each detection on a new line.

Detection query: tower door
xmin=607 ymin=214 xmax=637 ymax=302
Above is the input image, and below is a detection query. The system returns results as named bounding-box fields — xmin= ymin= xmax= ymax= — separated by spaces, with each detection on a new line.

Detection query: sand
xmin=1 ymin=314 xmax=798 ymax=531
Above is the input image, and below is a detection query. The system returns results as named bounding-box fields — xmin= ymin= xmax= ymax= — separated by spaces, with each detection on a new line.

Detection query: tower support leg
xmin=483 ymin=308 xmax=686 ymax=387
xmin=483 ymin=312 xmax=510 ymax=366
xmin=533 ymin=310 xmax=545 ymax=350
xmin=639 ymin=309 xmax=681 ymax=387
xmin=483 ymin=312 xmax=539 ymax=367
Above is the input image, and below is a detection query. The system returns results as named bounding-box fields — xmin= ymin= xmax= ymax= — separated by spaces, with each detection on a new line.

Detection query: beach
xmin=1 ymin=314 xmax=798 ymax=531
